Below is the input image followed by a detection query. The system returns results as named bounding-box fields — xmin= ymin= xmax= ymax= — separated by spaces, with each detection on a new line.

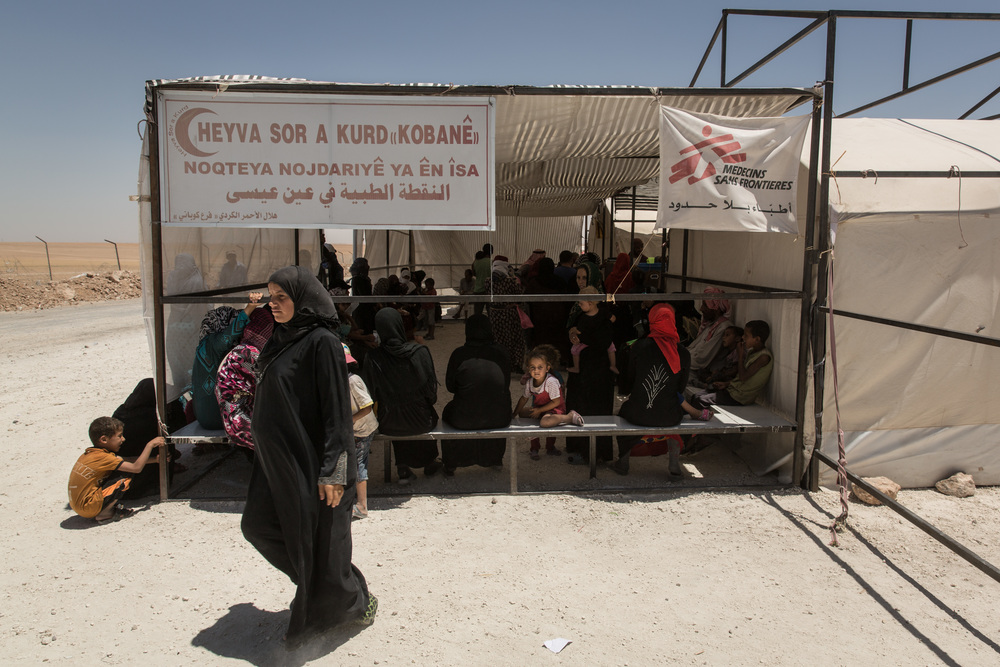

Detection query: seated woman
xmin=214 ymin=306 xmax=275 ymax=451
xmin=363 ymin=308 xmax=441 ymax=484
xmin=441 ymin=315 xmax=511 ymax=474
xmin=614 ymin=303 xmax=691 ymax=478
xmin=191 ymin=294 xmax=262 ymax=430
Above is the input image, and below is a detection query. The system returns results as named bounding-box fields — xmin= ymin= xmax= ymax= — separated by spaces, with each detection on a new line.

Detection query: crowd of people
xmin=67 ymin=242 xmax=777 ymax=644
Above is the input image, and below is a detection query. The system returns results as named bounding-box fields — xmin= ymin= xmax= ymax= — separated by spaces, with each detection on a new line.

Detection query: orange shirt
xmin=68 ymin=447 xmax=124 ymax=518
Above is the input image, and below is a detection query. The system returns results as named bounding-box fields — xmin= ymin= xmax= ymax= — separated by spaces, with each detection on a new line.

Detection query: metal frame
xmin=691 ymin=10 xmax=1000 ymax=491
xmin=145 ymin=77 xmax=822 ymax=500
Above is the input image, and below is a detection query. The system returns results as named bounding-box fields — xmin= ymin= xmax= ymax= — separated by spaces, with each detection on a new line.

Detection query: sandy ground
xmin=3 ymin=300 xmax=1000 ymax=665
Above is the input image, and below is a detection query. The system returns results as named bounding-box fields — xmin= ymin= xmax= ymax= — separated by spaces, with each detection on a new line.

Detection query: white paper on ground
xmin=543 ymin=638 xmax=571 ymax=653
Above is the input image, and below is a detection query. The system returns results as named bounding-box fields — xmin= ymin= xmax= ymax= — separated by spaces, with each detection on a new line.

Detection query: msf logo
xmin=668 ymin=124 xmax=746 ymax=185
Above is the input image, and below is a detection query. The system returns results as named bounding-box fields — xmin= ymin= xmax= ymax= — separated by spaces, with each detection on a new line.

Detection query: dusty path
xmin=2 ymin=300 xmax=999 ymax=665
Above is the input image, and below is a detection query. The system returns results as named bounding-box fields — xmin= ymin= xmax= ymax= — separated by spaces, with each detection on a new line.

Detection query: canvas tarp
xmin=818 ymin=118 xmax=1000 ymax=487
xmin=675 ymin=118 xmax=1000 ymax=487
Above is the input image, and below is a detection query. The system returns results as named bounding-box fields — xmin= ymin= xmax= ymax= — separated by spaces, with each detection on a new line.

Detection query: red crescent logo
xmin=174 ymin=108 xmax=217 ymax=157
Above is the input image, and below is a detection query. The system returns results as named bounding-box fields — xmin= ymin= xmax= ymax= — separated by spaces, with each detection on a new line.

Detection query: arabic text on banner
xmin=655 ymin=107 xmax=810 ymax=234
xmin=157 ymin=92 xmax=495 ymax=231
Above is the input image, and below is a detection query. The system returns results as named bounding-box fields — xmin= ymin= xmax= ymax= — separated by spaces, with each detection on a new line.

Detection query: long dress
xmin=485 ymin=271 xmax=525 ymax=374
xmin=241 ymin=267 xmax=369 ymax=644
xmin=565 ymin=309 xmax=615 ymax=461
xmin=363 ymin=309 xmax=439 ymax=470
xmin=441 ymin=316 xmax=511 ymax=468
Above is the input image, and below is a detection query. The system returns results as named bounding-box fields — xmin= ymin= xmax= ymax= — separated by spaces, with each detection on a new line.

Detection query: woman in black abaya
xmin=241 ymin=266 xmax=375 ymax=646
xmin=440 ymin=314 xmax=511 ymax=473
xmin=363 ymin=308 xmax=441 ymax=484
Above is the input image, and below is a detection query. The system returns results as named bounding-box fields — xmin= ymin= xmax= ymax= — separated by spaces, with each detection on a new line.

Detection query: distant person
xmin=693 ymin=320 xmax=773 ymax=407
xmin=553 ymin=250 xmax=578 ymax=289
xmin=191 ymin=293 xmax=263 ymax=431
xmin=484 ymin=256 xmax=525 ymax=375
xmin=687 ymin=288 xmax=732 ymax=372
xmin=513 ymin=344 xmax=583 ymax=459
xmin=419 ymin=277 xmax=438 ymax=340
xmin=344 ymin=343 xmax=377 ymax=520
xmin=363 ymin=308 xmax=441 ymax=485
xmin=614 ymin=304 xmax=691 ymax=478
xmin=472 ymin=243 xmax=493 ymax=315
xmin=630 ymin=237 xmax=650 ymax=264
xmin=452 ymin=268 xmax=475 ymax=319
xmin=215 ymin=306 xmax=275 ymax=451
xmin=218 ymin=251 xmax=248 ymax=289
xmin=441 ymin=315 xmax=511 ymax=474
xmin=68 ymin=417 xmax=165 ymax=522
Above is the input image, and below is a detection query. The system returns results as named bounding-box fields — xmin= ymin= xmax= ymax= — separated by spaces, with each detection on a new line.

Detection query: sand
xmin=3 ymin=300 xmax=1000 ymax=665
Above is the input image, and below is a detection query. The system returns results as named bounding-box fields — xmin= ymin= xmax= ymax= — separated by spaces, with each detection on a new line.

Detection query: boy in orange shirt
xmin=68 ymin=417 xmax=164 ymax=522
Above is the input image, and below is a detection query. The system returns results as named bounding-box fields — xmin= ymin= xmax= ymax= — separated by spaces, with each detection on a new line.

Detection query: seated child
xmin=695 ymin=325 xmax=742 ymax=387
xmin=513 ymin=344 xmax=584 ymax=460
xmin=693 ymin=320 xmax=773 ymax=407
xmin=566 ymin=286 xmax=618 ymax=375
xmin=68 ymin=417 xmax=164 ymax=522
xmin=345 ymin=344 xmax=378 ymax=520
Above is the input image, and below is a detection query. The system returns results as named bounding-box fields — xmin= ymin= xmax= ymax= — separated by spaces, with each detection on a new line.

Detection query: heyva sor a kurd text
xmin=192 ymin=120 xmax=481 ymax=145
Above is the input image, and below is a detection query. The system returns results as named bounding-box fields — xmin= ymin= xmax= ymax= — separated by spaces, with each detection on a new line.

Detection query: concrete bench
xmin=380 ymin=403 xmax=795 ymax=493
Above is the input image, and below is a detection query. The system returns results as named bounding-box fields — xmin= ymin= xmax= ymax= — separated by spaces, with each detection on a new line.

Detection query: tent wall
xmin=815 ymin=119 xmax=1000 ymax=487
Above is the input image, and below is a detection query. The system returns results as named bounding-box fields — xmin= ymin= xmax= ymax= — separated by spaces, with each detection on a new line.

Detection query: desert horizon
xmin=0 ymin=241 xmax=354 ymax=282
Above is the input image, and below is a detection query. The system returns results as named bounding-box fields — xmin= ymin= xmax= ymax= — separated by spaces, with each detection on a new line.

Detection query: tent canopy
xmin=146 ymin=77 xmax=814 ymax=218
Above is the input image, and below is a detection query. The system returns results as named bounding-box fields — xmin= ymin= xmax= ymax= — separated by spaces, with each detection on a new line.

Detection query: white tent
xmin=819 ymin=118 xmax=1000 ymax=487
xmin=677 ymin=118 xmax=1000 ymax=487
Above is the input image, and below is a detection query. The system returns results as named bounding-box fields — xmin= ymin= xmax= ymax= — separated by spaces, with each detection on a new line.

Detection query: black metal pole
xmin=815 ymin=451 xmax=1000 ymax=585
xmin=809 ymin=15 xmax=838 ymax=492
xmin=720 ymin=11 xmax=728 ymax=87
xmin=104 ymin=239 xmax=121 ymax=270
xmin=902 ymin=19 xmax=913 ymax=89
xmin=35 ymin=236 xmax=52 ymax=281
xmin=681 ymin=230 xmax=690 ymax=293
xmin=145 ymin=98 xmax=170 ymax=502
xmin=629 ymin=186 xmax=637 ymax=260
xmin=793 ymin=95 xmax=824 ymax=487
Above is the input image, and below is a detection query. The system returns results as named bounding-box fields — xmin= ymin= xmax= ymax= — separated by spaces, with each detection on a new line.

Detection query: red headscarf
xmin=605 ymin=253 xmax=635 ymax=294
xmin=649 ymin=303 xmax=681 ymax=373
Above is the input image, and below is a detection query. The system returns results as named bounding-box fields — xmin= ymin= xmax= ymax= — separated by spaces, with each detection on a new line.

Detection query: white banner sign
xmin=157 ymin=91 xmax=495 ymax=230
xmin=656 ymin=107 xmax=809 ymax=234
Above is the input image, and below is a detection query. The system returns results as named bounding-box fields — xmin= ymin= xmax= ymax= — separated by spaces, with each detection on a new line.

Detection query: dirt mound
xmin=0 ymin=270 xmax=142 ymax=311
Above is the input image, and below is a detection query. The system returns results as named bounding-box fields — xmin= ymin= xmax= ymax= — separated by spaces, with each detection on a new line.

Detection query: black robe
xmin=441 ymin=318 xmax=511 ymax=468
xmin=617 ymin=339 xmax=691 ymax=456
xmin=565 ymin=309 xmax=615 ymax=461
xmin=363 ymin=309 xmax=439 ymax=469
xmin=241 ymin=267 xmax=368 ymax=643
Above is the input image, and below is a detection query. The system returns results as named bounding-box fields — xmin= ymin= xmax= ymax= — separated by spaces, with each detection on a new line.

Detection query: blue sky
xmin=2 ymin=1 xmax=999 ymax=242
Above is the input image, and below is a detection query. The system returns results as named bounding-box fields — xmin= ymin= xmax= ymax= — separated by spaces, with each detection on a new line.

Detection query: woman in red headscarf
xmin=614 ymin=303 xmax=691 ymax=477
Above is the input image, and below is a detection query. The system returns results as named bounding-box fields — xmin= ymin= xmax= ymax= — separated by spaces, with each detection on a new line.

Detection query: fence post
xmin=35 ymin=236 xmax=52 ymax=281
xmin=104 ymin=239 xmax=121 ymax=270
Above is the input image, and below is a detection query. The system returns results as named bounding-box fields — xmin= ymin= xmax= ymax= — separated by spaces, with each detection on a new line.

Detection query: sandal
xmin=352 ymin=505 xmax=368 ymax=520
xmin=98 ymin=503 xmax=135 ymax=523
xmin=529 ymin=450 xmax=541 ymax=461
xmin=357 ymin=594 xmax=378 ymax=626
xmin=569 ymin=410 xmax=585 ymax=426
xmin=546 ymin=447 xmax=562 ymax=456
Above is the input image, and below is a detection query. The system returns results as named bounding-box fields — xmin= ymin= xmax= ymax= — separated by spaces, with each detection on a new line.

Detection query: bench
xmin=380 ymin=403 xmax=795 ymax=493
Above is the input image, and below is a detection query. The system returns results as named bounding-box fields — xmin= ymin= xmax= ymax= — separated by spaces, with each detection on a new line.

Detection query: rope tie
xmin=827 ymin=249 xmax=849 ymax=546
xmin=948 ymin=165 xmax=969 ymax=249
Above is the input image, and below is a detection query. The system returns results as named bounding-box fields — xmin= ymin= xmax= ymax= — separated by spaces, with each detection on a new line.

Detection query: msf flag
xmin=656 ymin=107 xmax=810 ymax=233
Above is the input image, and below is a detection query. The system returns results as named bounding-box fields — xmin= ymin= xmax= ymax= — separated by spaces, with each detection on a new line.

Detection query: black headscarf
xmin=257 ymin=266 xmax=340 ymax=377
xmin=374 ymin=307 xmax=435 ymax=387
xmin=374 ymin=308 xmax=422 ymax=360
xmin=464 ymin=313 xmax=495 ymax=346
